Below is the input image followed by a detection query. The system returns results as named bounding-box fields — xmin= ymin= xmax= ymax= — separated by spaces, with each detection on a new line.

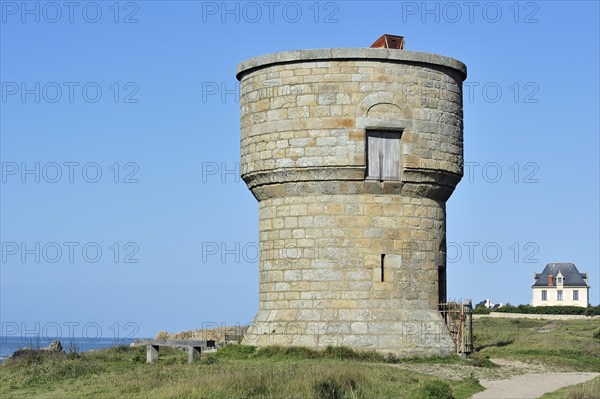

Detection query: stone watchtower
xmin=237 ymin=38 xmax=467 ymax=356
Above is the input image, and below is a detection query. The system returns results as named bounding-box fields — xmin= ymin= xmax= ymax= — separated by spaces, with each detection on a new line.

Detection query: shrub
xmin=66 ymin=340 xmax=80 ymax=356
xmin=200 ymin=356 xmax=219 ymax=365
xmin=564 ymin=377 xmax=600 ymax=399
xmin=131 ymin=352 xmax=145 ymax=364
xmin=214 ymin=344 xmax=256 ymax=359
xmin=322 ymin=346 xmax=384 ymax=362
xmin=493 ymin=304 xmax=600 ymax=316
xmin=585 ymin=306 xmax=600 ymax=316
xmin=253 ymin=345 xmax=386 ymax=362
xmin=412 ymin=380 xmax=454 ymax=399
xmin=593 ymin=328 xmax=600 ymax=340
xmin=384 ymin=352 xmax=401 ymax=363
xmin=473 ymin=304 xmax=491 ymax=315
xmin=6 ymin=348 xmax=66 ymax=366
xmin=109 ymin=345 xmax=130 ymax=353
xmin=323 ymin=346 xmax=358 ymax=360
xmin=467 ymin=352 xmax=498 ymax=368
xmin=255 ymin=345 xmax=320 ymax=359
xmin=313 ymin=374 xmax=360 ymax=399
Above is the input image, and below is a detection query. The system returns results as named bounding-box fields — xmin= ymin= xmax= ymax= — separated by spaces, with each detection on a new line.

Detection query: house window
xmin=557 ymin=276 xmax=563 ymax=284
xmin=557 ymin=290 xmax=563 ymax=301
xmin=541 ymin=290 xmax=547 ymax=301
xmin=573 ymin=290 xmax=579 ymax=300
xmin=366 ymin=131 xmax=402 ymax=180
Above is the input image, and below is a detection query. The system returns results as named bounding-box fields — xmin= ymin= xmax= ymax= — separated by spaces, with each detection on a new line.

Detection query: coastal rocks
xmin=9 ymin=340 xmax=65 ymax=359
xmin=9 ymin=348 xmax=32 ymax=359
xmin=155 ymin=326 xmax=249 ymax=343
xmin=47 ymin=340 xmax=63 ymax=352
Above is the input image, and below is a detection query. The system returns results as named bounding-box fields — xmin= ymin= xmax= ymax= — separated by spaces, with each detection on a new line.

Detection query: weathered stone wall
xmin=237 ymin=48 xmax=466 ymax=356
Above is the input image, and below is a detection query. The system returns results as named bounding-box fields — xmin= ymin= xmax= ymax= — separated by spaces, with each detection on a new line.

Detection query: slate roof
xmin=532 ymin=263 xmax=589 ymax=287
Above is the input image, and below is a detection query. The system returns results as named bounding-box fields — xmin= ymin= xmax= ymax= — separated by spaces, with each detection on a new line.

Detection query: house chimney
xmin=370 ymin=34 xmax=405 ymax=49
xmin=548 ymin=275 xmax=553 ymax=285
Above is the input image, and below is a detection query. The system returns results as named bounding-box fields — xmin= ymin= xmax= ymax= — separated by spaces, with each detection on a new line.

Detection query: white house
xmin=532 ymin=263 xmax=589 ymax=307
xmin=476 ymin=299 xmax=504 ymax=309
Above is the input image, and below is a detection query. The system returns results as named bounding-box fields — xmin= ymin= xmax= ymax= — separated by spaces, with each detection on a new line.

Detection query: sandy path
xmin=390 ymin=357 xmax=566 ymax=382
xmin=390 ymin=357 xmax=598 ymax=398
xmin=471 ymin=359 xmax=600 ymax=399
xmin=470 ymin=371 xmax=599 ymax=398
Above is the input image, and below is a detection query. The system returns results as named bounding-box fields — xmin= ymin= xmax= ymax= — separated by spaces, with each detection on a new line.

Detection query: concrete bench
xmin=135 ymin=339 xmax=215 ymax=364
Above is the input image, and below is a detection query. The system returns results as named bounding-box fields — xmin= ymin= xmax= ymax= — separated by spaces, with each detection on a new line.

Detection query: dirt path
xmin=470 ymin=371 xmax=598 ymax=398
xmin=390 ymin=358 xmax=564 ymax=382
xmin=390 ymin=358 xmax=599 ymax=398
xmin=471 ymin=359 xmax=599 ymax=398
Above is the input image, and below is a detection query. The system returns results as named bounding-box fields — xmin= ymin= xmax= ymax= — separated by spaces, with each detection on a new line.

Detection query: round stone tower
xmin=237 ymin=47 xmax=466 ymax=356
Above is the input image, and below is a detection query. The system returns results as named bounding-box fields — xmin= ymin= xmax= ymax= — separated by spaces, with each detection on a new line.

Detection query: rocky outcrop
xmin=47 ymin=340 xmax=63 ymax=352
xmin=155 ymin=326 xmax=249 ymax=343
xmin=9 ymin=340 xmax=65 ymax=359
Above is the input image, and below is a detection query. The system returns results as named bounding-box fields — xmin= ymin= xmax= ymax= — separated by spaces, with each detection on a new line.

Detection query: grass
xmin=0 ymin=345 xmax=483 ymax=399
xmin=539 ymin=376 xmax=600 ymax=399
xmin=2 ymin=316 xmax=598 ymax=398
xmin=472 ymin=317 xmax=600 ymax=371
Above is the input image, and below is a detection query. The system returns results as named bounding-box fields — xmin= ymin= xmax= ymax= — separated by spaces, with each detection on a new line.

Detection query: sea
xmin=0 ymin=336 xmax=143 ymax=363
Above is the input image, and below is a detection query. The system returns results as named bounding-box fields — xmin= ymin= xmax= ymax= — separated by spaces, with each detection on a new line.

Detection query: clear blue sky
xmin=1 ymin=1 xmax=598 ymax=339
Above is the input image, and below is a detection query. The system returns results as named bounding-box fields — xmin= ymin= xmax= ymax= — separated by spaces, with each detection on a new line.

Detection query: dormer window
xmin=557 ymin=276 xmax=563 ymax=284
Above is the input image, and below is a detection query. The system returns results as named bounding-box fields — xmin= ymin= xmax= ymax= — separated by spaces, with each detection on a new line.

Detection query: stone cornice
xmin=243 ymin=167 xmax=462 ymax=201
xmin=236 ymin=48 xmax=467 ymax=81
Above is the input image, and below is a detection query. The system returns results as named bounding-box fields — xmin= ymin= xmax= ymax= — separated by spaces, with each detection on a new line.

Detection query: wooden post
xmin=463 ymin=300 xmax=473 ymax=354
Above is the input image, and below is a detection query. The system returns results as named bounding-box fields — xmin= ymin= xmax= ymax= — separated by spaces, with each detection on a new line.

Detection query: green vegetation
xmin=466 ymin=352 xmax=499 ymax=368
xmin=232 ymin=344 xmax=475 ymax=367
xmin=0 ymin=344 xmax=483 ymax=399
xmin=492 ymin=304 xmax=600 ymax=316
xmin=472 ymin=317 xmax=600 ymax=371
xmin=539 ymin=376 xmax=600 ymax=399
xmin=2 ymin=316 xmax=599 ymax=398
xmin=473 ymin=304 xmax=492 ymax=315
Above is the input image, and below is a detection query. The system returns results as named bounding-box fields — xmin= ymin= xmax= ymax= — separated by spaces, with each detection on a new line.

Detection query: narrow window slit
xmin=380 ymin=254 xmax=385 ymax=282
